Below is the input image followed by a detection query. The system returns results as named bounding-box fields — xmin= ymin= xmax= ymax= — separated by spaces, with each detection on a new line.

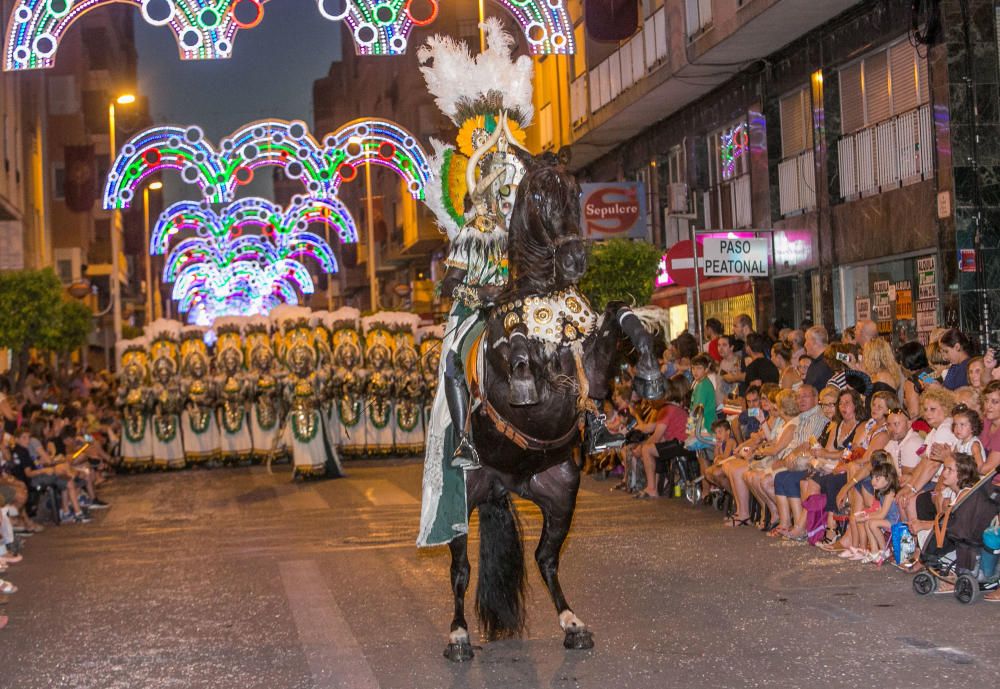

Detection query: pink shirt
xmin=656 ymin=403 xmax=688 ymax=443
xmin=982 ymin=418 xmax=1000 ymax=455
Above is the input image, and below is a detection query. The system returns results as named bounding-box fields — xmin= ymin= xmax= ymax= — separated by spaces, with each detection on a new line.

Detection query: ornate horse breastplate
xmin=498 ymin=288 xmax=598 ymax=347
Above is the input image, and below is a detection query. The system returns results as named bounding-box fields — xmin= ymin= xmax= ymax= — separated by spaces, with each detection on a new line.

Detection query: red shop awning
xmin=651 ymin=277 xmax=752 ymax=308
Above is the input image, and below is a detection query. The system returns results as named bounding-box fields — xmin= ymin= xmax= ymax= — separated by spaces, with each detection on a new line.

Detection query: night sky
xmin=134 ymin=0 xmax=342 ymax=201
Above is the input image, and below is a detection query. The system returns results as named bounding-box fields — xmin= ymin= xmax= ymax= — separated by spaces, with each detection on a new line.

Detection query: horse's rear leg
xmin=444 ymin=535 xmax=474 ymax=662
xmin=530 ymin=460 xmax=594 ymax=650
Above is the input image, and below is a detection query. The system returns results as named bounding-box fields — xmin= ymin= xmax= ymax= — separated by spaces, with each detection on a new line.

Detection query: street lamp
xmin=108 ymin=92 xmax=136 ymax=345
xmin=143 ymin=181 xmax=163 ymax=324
xmin=349 ymin=135 xmax=378 ymax=311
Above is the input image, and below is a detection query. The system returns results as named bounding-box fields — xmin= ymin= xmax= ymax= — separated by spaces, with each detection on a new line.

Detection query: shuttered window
xmin=780 ymin=87 xmax=812 ymax=159
xmin=839 ymin=37 xmax=929 ymax=134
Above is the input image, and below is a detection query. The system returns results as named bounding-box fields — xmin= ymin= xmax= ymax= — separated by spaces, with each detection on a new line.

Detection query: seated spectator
xmin=629 ymin=377 xmax=689 ymax=499
xmin=10 ymin=426 xmax=90 ymax=523
xmin=953 ymin=386 xmax=981 ymax=413
xmin=704 ymin=419 xmax=738 ymax=495
xmin=742 ymin=389 xmax=804 ymax=529
xmin=898 ymin=340 xmax=935 ymax=419
xmin=838 ymin=457 xmax=902 ymax=563
xmin=737 ymin=384 xmax=765 ymax=441
xmin=720 ymin=383 xmax=781 ymax=525
xmin=980 ymin=381 xmax=1000 ymax=476
xmin=862 ymin=337 xmax=903 ymax=397
xmin=897 ymin=387 xmax=959 ymax=526
xmin=967 ymin=356 xmax=987 ymax=393
xmin=742 ymin=334 xmax=779 ymax=395
xmin=884 ymin=407 xmax=923 ymax=479
xmin=795 ymin=354 xmax=812 ymax=383
xmin=918 ymin=452 xmax=1000 ymax=591
xmin=786 ymin=329 xmax=806 ymax=365
xmin=951 ymin=404 xmax=986 ymax=473
xmin=773 ymin=385 xmax=839 ymax=537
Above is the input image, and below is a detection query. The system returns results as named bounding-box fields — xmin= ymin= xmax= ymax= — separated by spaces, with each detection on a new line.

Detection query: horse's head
xmin=507 ymin=157 xmax=587 ymax=293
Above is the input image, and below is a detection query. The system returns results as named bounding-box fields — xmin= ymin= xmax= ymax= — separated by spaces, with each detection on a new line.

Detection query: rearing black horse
xmin=443 ymin=156 xmax=663 ymax=661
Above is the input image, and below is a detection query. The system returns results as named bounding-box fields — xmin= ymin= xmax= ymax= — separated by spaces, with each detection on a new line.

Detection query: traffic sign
xmin=663 ymin=239 xmax=705 ymax=288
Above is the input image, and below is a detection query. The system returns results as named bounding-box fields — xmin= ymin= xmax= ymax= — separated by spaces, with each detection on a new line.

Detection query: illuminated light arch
xmin=104 ymin=125 xmax=225 ymax=208
xmin=319 ymin=0 xmax=573 ymax=56
xmin=325 ymin=117 xmax=431 ymax=200
xmin=106 ymin=118 xmax=429 ymax=209
xmin=4 ymin=0 xmax=270 ymax=72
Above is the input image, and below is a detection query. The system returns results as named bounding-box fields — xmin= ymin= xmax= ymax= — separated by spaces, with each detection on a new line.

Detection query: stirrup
xmin=451 ymin=435 xmax=481 ymax=470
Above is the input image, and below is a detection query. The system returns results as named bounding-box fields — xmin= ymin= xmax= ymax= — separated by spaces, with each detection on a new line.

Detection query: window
xmin=839 ymin=38 xmax=929 ymax=134
xmin=779 ymin=87 xmax=813 ymax=159
xmin=52 ymin=163 xmax=65 ymax=200
xmin=708 ymin=121 xmax=749 ymax=186
xmin=685 ymin=0 xmax=712 ymax=38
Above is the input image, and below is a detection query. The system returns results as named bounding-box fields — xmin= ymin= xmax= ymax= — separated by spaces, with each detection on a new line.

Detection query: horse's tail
xmin=475 ymin=492 xmax=526 ymax=640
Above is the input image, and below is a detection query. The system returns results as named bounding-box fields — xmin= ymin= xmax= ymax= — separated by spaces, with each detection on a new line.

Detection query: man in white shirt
xmin=884 ymin=409 xmax=923 ymax=477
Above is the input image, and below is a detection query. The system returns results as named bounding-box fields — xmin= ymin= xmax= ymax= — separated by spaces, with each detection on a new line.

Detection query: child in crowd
xmin=704 ymin=419 xmax=737 ymax=493
xmin=853 ymin=461 xmax=902 ymax=565
xmin=951 ymin=404 xmax=986 ymax=472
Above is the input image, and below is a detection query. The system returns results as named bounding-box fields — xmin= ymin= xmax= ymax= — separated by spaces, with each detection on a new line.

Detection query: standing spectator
xmin=0 ymin=379 xmax=17 ymax=435
xmin=690 ymin=355 xmax=718 ymax=429
xmin=803 ymin=325 xmax=833 ymax=391
xmin=862 ymin=338 xmax=904 ymax=397
xmin=787 ymin=329 xmax=806 ymax=365
xmin=733 ymin=314 xmax=754 ymax=345
xmin=717 ymin=335 xmax=743 ymax=399
xmin=742 ymin=334 xmax=779 ymax=395
xmin=939 ymin=327 xmax=974 ymax=390
xmin=854 ymin=319 xmax=879 ymax=350
xmin=842 ymin=326 xmax=857 ymax=345
xmin=771 ymin=342 xmax=801 ymax=390
xmin=704 ymin=318 xmax=724 ymax=363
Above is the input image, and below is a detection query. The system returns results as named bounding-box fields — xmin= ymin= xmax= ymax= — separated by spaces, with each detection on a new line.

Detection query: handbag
xmin=684 ymin=404 xmax=716 ymax=451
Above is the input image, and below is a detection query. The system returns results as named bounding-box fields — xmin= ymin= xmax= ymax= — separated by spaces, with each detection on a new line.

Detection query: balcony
xmin=568 ymin=0 xmax=863 ymax=169
xmin=837 ymin=104 xmax=933 ymax=200
xmin=778 ymin=149 xmax=816 ymax=216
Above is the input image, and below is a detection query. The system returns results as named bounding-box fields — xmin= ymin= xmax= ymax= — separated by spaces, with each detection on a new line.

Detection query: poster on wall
xmin=855 ymin=297 xmax=871 ymax=321
xmin=917 ymin=256 xmax=937 ymax=300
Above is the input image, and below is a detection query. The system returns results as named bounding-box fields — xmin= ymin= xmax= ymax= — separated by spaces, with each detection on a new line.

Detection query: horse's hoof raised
xmin=443 ymin=641 xmax=475 ymax=662
xmin=563 ymin=629 xmax=594 ymax=650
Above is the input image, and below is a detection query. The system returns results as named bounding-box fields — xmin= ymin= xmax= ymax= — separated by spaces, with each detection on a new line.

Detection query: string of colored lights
xmin=104 ymin=118 xmax=431 ymax=209
xmin=4 ymin=0 xmax=268 ymax=71
xmin=720 ymin=123 xmax=749 ymax=180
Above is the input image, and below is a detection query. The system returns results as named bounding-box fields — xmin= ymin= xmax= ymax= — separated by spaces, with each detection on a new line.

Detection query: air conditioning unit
xmin=666 ymin=182 xmax=691 ymax=215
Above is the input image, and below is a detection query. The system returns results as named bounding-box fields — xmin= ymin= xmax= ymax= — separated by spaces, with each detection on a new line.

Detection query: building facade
xmin=530 ymin=0 xmax=1000 ymax=345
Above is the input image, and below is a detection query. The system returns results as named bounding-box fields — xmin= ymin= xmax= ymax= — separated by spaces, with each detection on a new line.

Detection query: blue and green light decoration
xmin=103 ymin=118 xmax=431 ymax=209
xmin=4 ymin=0 xmax=267 ymax=71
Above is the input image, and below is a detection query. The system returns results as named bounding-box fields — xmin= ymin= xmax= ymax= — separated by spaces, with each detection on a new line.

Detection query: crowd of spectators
xmin=0 ymin=364 xmax=118 ymax=629
xmin=595 ymin=314 xmax=1000 ymax=600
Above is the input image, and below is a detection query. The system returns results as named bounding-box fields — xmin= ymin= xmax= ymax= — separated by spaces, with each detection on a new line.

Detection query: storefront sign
xmin=580 ymin=182 xmax=648 ymax=241
xmin=772 ymin=229 xmax=815 ymax=271
xmin=895 ymin=289 xmax=913 ymax=319
xmin=959 ymin=249 xmax=977 ymax=272
xmin=872 ymin=280 xmax=892 ymax=322
xmin=702 ymin=238 xmax=768 ymax=277
xmin=917 ymin=256 xmax=937 ymax=299
xmin=855 ymin=297 xmax=871 ymax=321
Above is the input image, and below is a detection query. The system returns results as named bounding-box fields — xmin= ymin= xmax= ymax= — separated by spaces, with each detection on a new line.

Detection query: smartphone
xmin=747 ymin=407 xmax=760 ymax=419
xmin=42 ymin=402 xmax=60 ymax=413
xmin=917 ymin=370 xmax=937 ymax=386
xmin=83 ymin=433 xmax=94 ymax=443
xmin=835 ymin=352 xmax=851 ymax=364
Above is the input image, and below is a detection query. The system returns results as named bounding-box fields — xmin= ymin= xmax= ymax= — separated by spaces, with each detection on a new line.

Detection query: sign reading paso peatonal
xmin=702 ymin=237 xmax=769 ymax=277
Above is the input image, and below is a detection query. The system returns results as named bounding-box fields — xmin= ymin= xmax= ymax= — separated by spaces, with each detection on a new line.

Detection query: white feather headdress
xmin=418 ymin=18 xmax=534 ymax=128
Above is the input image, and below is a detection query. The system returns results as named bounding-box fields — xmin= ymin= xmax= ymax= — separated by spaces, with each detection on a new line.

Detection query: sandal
xmin=767 ymin=526 xmax=789 ymax=537
xmin=0 ymin=580 xmax=16 ymax=595
xmin=724 ymin=518 xmax=750 ymax=528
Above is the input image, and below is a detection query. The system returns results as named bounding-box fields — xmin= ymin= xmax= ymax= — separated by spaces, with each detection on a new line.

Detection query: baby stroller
xmin=912 ymin=471 xmax=1000 ymax=604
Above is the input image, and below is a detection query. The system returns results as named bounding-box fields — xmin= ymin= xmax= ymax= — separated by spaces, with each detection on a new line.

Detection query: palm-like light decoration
xmin=154 ymin=196 xmax=354 ymax=324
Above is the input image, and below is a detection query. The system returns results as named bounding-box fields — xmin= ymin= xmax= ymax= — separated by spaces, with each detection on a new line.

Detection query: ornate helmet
xmin=180 ymin=326 xmax=210 ymax=376
xmin=213 ymin=316 xmax=246 ymax=372
xmin=417 ymin=324 xmax=445 ymax=378
xmin=243 ymin=315 xmax=272 ymax=369
xmin=147 ymin=319 xmax=182 ymax=379
xmin=327 ymin=307 xmax=363 ymax=368
xmin=390 ymin=313 xmax=421 ymax=371
xmin=361 ymin=313 xmax=401 ymax=370
xmin=419 ymin=18 xmax=534 ymax=239
xmin=311 ymin=310 xmax=333 ymax=366
xmin=275 ymin=306 xmax=315 ymax=374
xmin=116 ymin=337 xmax=149 ymax=385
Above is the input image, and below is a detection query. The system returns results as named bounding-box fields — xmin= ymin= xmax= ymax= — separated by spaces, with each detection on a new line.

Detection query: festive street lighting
xmin=143 ymin=181 xmax=164 ymax=324
xmin=349 ymin=134 xmax=379 ymax=311
xmin=108 ymin=92 xmax=136 ymax=346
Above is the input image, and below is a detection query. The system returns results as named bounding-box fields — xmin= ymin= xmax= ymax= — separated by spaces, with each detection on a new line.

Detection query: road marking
xmin=351 ymin=478 xmax=419 ymax=506
xmin=280 ymin=560 xmax=380 ymax=689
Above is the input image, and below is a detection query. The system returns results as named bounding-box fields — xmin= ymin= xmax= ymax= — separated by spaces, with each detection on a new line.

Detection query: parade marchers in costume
xmin=417 ymin=19 xmax=533 ymax=548
xmin=180 ymin=326 xmax=221 ymax=465
xmin=116 ymin=338 xmax=153 ymax=470
xmin=147 ymin=320 xmax=186 ymax=470
xmin=245 ymin=315 xmax=287 ymax=463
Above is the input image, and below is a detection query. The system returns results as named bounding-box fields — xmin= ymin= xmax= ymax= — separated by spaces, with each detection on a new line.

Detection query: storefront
xmin=770 ymin=228 xmax=819 ymax=329
xmin=834 ymin=250 xmax=940 ymax=345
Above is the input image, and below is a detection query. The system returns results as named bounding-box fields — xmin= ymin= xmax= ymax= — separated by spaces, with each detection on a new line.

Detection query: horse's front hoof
xmin=563 ymin=629 xmax=594 ymax=650
xmin=443 ymin=641 xmax=475 ymax=662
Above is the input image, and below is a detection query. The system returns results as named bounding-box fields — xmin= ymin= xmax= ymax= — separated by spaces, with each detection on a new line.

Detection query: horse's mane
xmin=506 ymin=154 xmax=581 ymax=295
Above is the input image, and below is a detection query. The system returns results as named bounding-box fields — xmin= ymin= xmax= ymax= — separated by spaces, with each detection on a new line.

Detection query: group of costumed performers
xmin=416 ymin=20 xmax=536 ymax=547
xmin=113 ymin=311 xmax=446 ymax=477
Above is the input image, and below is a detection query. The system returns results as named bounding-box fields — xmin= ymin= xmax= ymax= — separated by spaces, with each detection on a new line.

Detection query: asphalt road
xmin=1 ymin=459 xmax=997 ymax=688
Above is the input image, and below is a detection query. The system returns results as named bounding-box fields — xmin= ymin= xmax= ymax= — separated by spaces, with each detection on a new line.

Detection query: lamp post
xmin=143 ymin=181 xmax=163 ymax=325
xmin=349 ymin=136 xmax=378 ymax=311
xmin=108 ymin=93 xmax=135 ymax=344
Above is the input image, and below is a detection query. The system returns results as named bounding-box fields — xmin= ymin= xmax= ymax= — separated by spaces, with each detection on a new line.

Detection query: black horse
xmin=443 ymin=157 xmax=663 ymax=661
